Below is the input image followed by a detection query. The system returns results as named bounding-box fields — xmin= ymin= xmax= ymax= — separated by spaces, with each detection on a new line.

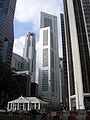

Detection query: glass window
xmin=43 ymin=30 xmax=48 ymax=46
xmin=2 ymin=40 xmax=8 ymax=62
xmin=0 ymin=2 xmax=3 ymax=8
xmin=43 ymin=48 xmax=48 ymax=67
xmin=44 ymin=18 xmax=52 ymax=29
xmin=42 ymin=70 xmax=48 ymax=91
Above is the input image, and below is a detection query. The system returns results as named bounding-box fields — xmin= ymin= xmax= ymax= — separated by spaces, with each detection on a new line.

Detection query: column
xmin=34 ymin=103 xmax=36 ymax=109
xmin=28 ymin=102 xmax=29 ymax=111
xmin=38 ymin=103 xmax=40 ymax=109
xmin=7 ymin=103 xmax=9 ymax=110
xmin=23 ymin=103 xmax=24 ymax=111
xmin=14 ymin=103 xmax=15 ymax=110
xmin=17 ymin=103 xmax=19 ymax=110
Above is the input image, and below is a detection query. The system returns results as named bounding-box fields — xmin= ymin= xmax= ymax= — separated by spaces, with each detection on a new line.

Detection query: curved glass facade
xmin=0 ymin=0 xmax=16 ymax=68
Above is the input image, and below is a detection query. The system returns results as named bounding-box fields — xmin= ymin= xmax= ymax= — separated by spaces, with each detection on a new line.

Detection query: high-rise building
xmin=59 ymin=57 xmax=69 ymax=108
xmin=60 ymin=13 xmax=69 ymax=109
xmin=63 ymin=0 xmax=90 ymax=110
xmin=0 ymin=0 xmax=17 ymax=68
xmin=23 ymin=32 xmax=36 ymax=82
xmin=11 ymin=53 xmax=30 ymax=71
xmin=38 ymin=12 xmax=59 ymax=102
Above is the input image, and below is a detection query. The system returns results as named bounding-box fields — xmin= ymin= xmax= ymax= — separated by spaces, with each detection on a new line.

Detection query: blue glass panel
xmin=2 ymin=40 xmax=8 ymax=62
xmin=0 ymin=0 xmax=10 ymax=26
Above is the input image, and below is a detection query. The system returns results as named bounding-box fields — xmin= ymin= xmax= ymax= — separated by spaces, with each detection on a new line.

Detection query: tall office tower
xmin=60 ymin=13 xmax=69 ymax=109
xmin=23 ymin=32 xmax=36 ymax=82
xmin=63 ymin=0 xmax=90 ymax=110
xmin=0 ymin=0 xmax=17 ymax=68
xmin=38 ymin=12 xmax=59 ymax=102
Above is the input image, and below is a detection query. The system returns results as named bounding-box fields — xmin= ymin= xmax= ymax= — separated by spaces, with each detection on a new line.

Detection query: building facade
xmin=0 ymin=0 xmax=16 ymax=68
xmin=23 ymin=32 xmax=36 ymax=82
xmin=60 ymin=13 xmax=69 ymax=109
xmin=63 ymin=0 xmax=90 ymax=110
xmin=11 ymin=53 xmax=30 ymax=71
xmin=38 ymin=12 xmax=59 ymax=102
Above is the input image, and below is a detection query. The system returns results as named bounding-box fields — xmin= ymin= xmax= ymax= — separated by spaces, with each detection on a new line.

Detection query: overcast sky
xmin=13 ymin=0 xmax=63 ymax=57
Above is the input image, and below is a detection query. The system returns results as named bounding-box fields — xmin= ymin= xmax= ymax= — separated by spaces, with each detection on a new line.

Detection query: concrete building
xmin=63 ymin=0 xmax=90 ymax=110
xmin=23 ymin=32 xmax=36 ymax=82
xmin=60 ymin=13 xmax=69 ymax=109
xmin=0 ymin=0 xmax=16 ymax=68
xmin=7 ymin=96 xmax=47 ymax=111
xmin=38 ymin=12 xmax=59 ymax=102
xmin=11 ymin=53 xmax=30 ymax=71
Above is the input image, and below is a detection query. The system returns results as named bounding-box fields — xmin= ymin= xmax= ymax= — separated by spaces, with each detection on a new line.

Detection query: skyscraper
xmin=23 ymin=32 xmax=36 ymax=82
xmin=63 ymin=0 xmax=90 ymax=110
xmin=0 ymin=0 xmax=17 ymax=68
xmin=38 ymin=12 xmax=59 ymax=102
xmin=60 ymin=13 xmax=69 ymax=109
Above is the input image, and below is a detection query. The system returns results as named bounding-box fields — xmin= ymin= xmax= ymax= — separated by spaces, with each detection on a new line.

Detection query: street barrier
xmin=46 ymin=111 xmax=51 ymax=117
xmin=68 ymin=111 xmax=78 ymax=120
xmin=62 ymin=111 xmax=70 ymax=120
xmin=77 ymin=110 xmax=86 ymax=120
xmin=56 ymin=111 xmax=63 ymax=120
xmin=0 ymin=110 xmax=90 ymax=120
xmin=86 ymin=111 xmax=90 ymax=120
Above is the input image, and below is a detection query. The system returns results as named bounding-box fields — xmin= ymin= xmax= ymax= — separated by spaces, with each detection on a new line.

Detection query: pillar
xmin=38 ymin=103 xmax=40 ymax=109
xmin=34 ymin=103 xmax=36 ymax=109
xmin=12 ymin=103 xmax=14 ymax=110
xmin=7 ymin=103 xmax=9 ymax=110
xmin=23 ymin=103 xmax=24 ymax=111
xmin=28 ymin=102 xmax=29 ymax=111
xmin=17 ymin=103 xmax=19 ymax=110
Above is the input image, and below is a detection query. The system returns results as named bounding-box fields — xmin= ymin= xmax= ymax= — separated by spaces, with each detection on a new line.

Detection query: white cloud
xmin=13 ymin=35 xmax=39 ymax=57
xmin=15 ymin=0 xmax=63 ymax=31
xmin=14 ymin=0 xmax=63 ymax=57
xmin=13 ymin=36 xmax=25 ymax=56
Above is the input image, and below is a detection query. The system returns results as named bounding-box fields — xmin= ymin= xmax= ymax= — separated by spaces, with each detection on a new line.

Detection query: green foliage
xmin=0 ymin=63 xmax=20 ymax=109
xmin=43 ymin=102 xmax=66 ymax=112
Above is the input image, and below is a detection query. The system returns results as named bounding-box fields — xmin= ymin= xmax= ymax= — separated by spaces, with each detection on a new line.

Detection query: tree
xmin=0 ymin=63 xmax=20 ymax=109
xmin=43 ymin=102 xmax=66 ymax=112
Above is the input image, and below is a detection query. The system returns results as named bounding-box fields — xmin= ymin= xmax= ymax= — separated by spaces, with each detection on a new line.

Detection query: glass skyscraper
xmin=38 ymin=12 xmax=59 ymax=103
xmin=23 ymin=32 xmax=36 ymax=82
xmin=0 ymin=0 xmax=17 ymax=68
xmin=60 ymin=13 xmax=69 ymax=109
xmin=63 ymin=0 xmax=90 ymax=110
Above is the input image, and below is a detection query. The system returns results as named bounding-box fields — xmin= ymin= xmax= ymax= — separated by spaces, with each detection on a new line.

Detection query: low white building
xmin=7 ymin=96 xmax=47 ymax=111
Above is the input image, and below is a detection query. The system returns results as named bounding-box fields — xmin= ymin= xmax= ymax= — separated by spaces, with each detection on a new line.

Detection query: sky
xmin=13 ymin=0 xmax=64 ymax=57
